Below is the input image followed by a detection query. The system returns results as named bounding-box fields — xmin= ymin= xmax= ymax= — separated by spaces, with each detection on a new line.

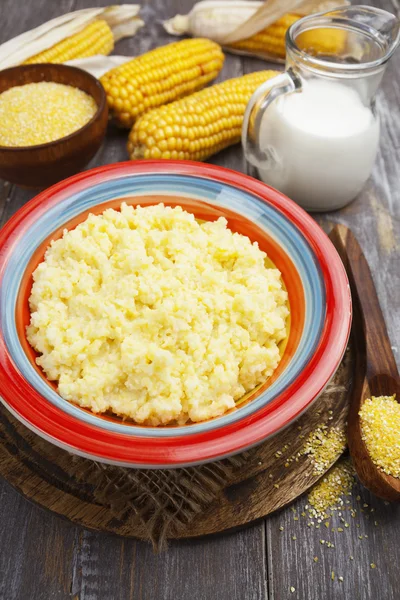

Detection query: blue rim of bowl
xmin=1 ymin=172 xmax=325 ymax=437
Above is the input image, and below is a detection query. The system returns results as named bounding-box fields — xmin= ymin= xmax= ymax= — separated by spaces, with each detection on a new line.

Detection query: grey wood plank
xmin=0 ymin=1 xmax=267 ymax=600
xmin=262 ymin=0 xmax=400 ymax=596
xmin=0 ymin=481 xmax=78 ymax=600
xmin=70 ymin=524 xmax=266 ymax=600
xmin=241 ymin=6 xmax=400 ymax=357
xmin=266 ymin=479 xmax=400 ymax=600
xmin=0 ymin=180 xmax=12 ymax=226
xmin=68 ymin=3 xmax=267 ymax=599
xmin=0 ymin=0 xmax=399 ymax=599
xmin=0 ymin=0 xmax=76 ymax=219
xmin=0 ymin=0 xmax=75 ymax=41
xmin=0 ymin=3 xmax=81 ymax=600
xmin=317 ymin=0 xmax=400 ymax=355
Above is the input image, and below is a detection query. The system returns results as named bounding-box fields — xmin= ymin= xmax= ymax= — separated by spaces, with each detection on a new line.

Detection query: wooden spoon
xmin=329 ymin=224 xmax=400 ymax=502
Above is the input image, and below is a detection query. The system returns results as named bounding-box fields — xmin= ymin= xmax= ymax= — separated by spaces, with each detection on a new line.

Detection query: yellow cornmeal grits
xmin=0 ymin=82 xmax=97 ymax=147
xmin=27 ymin=203 xmax=289 ymax=426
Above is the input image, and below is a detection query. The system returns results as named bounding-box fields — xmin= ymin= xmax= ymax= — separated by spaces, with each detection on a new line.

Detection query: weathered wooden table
xmin=1 ymin=1 xmax=399 ymax=598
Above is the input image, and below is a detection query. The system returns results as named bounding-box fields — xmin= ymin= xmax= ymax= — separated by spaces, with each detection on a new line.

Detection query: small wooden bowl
xmin=0 ymin=64 xmax=108 ymax=188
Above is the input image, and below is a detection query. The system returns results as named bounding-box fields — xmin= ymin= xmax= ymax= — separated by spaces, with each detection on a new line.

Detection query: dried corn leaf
xmin=164 ymin=1 xmax=262 ymax=42
xmin=66 ymin=55 xmax=132 ymax=79
xmin=220 ymin=0 xmax=308 ymax=44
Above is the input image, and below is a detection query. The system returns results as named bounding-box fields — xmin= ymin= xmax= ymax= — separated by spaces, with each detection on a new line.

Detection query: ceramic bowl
xmin=0 ymin=64 xmax=108 ymax=188
xmin=0 ymin=161 xmax=351 ymax=467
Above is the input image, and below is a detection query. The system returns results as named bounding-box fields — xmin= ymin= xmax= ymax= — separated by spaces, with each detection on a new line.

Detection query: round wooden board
xmin=0 ymin=348 xmax=352 ymax=540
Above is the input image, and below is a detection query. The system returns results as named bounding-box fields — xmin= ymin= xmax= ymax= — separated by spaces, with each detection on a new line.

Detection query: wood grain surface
xmin=0 ymin=1 xmax=399 ymax=599
xmin=330 ymin=225 xmax=400 ymax=502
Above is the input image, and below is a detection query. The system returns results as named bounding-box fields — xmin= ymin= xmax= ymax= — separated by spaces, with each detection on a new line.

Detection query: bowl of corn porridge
xmin=0 ymin=161 xmax=351 ymax=467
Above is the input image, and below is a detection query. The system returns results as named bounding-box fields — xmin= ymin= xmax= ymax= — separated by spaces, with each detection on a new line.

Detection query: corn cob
xmin=228 ymin=14 xmax=299 ymax=59
xmin=100 ymin=38 xmax=225 ymax=129
xmin=231 ymin=17 xmax=346 ymax=60
xmin=163 ymin=1 xmax=350 ymax=62
xmin=24 ymin=20 xmax=114 ymax=65
xmin=295 ymin=27 xmax=347 ymax=57
xmin=128 ymin=70 xmax=278 ymax=161
xmin=0 ymin=7 xmax=143 ymax=70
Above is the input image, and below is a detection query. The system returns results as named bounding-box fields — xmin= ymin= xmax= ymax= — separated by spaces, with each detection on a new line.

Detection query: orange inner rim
xmin=16 ymin=195 xmax=305 ymax=428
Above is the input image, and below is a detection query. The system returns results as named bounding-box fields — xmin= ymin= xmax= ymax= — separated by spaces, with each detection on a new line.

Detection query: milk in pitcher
xmin=258 ymin=79 xmax=380 ymax=212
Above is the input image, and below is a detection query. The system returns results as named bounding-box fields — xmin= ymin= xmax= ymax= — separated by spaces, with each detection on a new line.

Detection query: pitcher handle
xmin=242 ymin=69 xmax=302 ymax=170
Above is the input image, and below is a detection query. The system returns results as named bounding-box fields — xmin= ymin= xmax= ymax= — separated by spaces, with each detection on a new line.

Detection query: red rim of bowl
xmin=0 ymin=161 xmax=352 ymax=467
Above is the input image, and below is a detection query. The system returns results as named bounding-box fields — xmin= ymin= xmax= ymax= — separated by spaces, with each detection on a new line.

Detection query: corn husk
xmin=163 ymin=0 xmax=350 ymax=61
xmin=66 ymin=55 xmax=132 ymax=79
xmin=0 ymin=6 xmax=144 ymax=70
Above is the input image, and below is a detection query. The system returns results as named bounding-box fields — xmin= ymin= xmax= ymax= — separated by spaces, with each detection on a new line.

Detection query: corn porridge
xmin=27 ymin=203 xmax=289 ymax=425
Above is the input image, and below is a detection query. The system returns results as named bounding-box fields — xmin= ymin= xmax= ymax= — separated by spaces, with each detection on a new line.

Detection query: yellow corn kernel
xmin=128 ymin=70 xmax=278 ymax=162
xmin=24 ymin=20 xmax=114 ymax=65
xmin=229 ymin=14 xmax=299 ymax=58
xmin=100 ymin=38 xmax=225 ymax=128
xmin=229 ymin=14 xmax=346 ymax=59
xmin=295 ymin=27 xmax=347 ymax=58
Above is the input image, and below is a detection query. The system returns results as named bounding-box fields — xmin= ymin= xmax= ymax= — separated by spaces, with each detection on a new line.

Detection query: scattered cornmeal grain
xmin=359 ymin=395 xmax=400 ymax=478
xmin=307 ymin=458 xmax=355 ymax=520
xmin=0 ymin=82 xmax=97 ymax=147
xmin=302 ymin=425 xmax=347 ymax=474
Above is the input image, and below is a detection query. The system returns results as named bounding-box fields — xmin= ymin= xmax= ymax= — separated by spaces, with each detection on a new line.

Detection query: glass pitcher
xmin=242 ymin=5 xmax=400 ymax=212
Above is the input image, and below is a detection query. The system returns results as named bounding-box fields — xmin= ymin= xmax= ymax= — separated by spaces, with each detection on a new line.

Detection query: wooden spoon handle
xmin=329 ymin=224 xmax=399 ymax=383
